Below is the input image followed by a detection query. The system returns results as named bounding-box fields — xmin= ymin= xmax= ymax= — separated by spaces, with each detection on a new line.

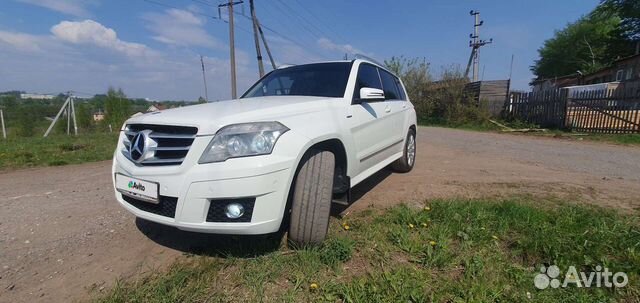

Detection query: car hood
xmin=125 ymin=96 xmax=338 ymax=135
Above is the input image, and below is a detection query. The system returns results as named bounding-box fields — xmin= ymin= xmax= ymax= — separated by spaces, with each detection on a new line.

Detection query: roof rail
xmin=353 ymin=54 xmax=384 ymax=67
xmin=277 ymin=64 xmax=296 ymax=69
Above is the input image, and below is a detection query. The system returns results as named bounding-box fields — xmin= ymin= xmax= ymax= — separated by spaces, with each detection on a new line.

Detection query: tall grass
xmin=0 ymin=132 xmax=119 ymax=170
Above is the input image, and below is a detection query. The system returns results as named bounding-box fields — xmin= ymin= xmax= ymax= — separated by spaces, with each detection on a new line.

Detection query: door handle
xmin=385 ymin=106 xmax=391 ymax=113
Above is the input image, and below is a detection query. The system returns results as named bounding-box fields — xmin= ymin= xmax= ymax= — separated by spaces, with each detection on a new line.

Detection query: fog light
xmin=224 ymin=203 xmax=244 ymax=219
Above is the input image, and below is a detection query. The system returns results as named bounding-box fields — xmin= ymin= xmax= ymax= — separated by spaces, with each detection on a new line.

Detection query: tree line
xmin=0 ymin=88 xmax=197 ymax=138
xmin=532 ymin=0 xmax=640 ymax=79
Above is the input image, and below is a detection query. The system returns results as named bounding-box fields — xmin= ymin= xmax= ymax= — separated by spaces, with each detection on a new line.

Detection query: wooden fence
xmin=503 ymin=89 xmax=567 ymax=129
xmin=503 ymin=88 xmax=640 ymax=133
xmin=567 ymin=90 xmax=640 ymax=133
xmin=464 ymin=80 xmax=510 ymax=117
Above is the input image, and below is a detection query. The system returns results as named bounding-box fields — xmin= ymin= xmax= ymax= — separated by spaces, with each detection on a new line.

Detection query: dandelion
xmin=429 ymin=240 xmax=437 ymax=246
xmin=342 ymin=223 xmax=350 ymax=230
xmin=408 ymin=223 xmax=415 ymax=229
xmin=492 ymin=235 xmax=499 ymax=240
xmin=310 ymin=283 xmax=318 ymax=290
xmin=421 ymin=222 xmax=428 ymax=227
xmin=423 ymin=206 xmax=431 ymax=211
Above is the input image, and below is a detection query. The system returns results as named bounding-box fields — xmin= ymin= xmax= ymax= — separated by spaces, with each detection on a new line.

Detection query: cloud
xmin=142 ymin=9 xmax=225 ymax=50
xmin=317 ymin=37 xmax=366 ymax=56
xmin=0 ymin=23 xmax=255 ymax=101
xmin=51 ymin=20 xmax=154 ymax=57
xmin=0 ymin=30 xmax=43 ymax=52
xmin=15 ymin=0 xmax=93 ymax=17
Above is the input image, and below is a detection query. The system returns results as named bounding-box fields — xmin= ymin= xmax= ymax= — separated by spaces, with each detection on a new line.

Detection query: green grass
xmin=0 ymin=132 xmax=119 ymax=170
xmin=96 ymin=198 xmax=640 ymax=303
xmin=420 ymin=118 xmax=640 ymax=146
xmin=418 ymin=118 xmax=502 ymax=132
xmin=578 ymin=133 xmax=640 ymax=145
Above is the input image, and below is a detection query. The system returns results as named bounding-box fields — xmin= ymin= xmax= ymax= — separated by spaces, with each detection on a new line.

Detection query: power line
xmin=142 ymin=0 xmax=253 ymax=33
xmin=291 ymin=0 xmax=349 ymax=44
xmin=273 ymin=0 xmax=324 ymax=39
xmin=245 ymin=3 xmax=328 ymax=60
xmin=230 ymin=9 xmax=324 ymax=61
xmin=271 ymin=0 xmax=324 ymax=42
xmin=143 ymin=0 xmax=220 ymax=20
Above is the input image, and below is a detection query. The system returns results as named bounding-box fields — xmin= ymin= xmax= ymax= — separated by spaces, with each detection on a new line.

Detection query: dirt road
xmin=1 ymin=127 xmax=639 ymax=302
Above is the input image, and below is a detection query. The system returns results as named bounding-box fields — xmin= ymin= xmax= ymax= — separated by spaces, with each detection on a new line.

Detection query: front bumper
xmin=112 ymin=133 xmax=301 ymax=235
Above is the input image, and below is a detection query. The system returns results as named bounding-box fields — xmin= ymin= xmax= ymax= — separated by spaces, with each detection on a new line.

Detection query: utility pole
xmin=257 ymin=20 xmax=276 ymax=69
xmin=70 ymin=93 xmax=77 ymax=135
xmin=249 ymin=0 xmax=265 ymax=77
xmin=219 ymin=0 xmax=243 ymax=99
xmin=200 ymin=55 xmax=209 ymax=102
xmin=465 ymin=10 xmax=492 ymax=82
xmin=0 ymin=109 xmax=6 ymax=140
xmin=44 ymin=93 xmax=78 ymax=137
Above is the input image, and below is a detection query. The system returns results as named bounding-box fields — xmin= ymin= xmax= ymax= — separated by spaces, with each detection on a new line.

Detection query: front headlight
xmin=199 ymin=122 xmax=289 ymax=163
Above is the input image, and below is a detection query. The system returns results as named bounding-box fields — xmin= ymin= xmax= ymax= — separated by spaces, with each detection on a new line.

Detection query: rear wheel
xmin=391 ymin=129 xmax=416 ymax=173
xmin=288 ymin=150 xmax=335 ymax=247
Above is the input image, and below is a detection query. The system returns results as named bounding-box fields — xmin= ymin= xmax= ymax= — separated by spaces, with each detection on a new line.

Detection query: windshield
xmin=241 ymin=62 xmax=353 ymax=98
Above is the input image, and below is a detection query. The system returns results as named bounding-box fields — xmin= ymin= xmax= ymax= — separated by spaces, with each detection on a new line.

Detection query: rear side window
xmin=379 ymin=69 xmax=401 ymax=100
xmin=354 ymin=64 xmax=382 ymax=99
xmin=394 ymin=77 xmax=407 ymax=100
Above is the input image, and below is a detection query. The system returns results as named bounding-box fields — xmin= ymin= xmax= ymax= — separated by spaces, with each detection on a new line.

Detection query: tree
xmin=384 ymin=56 xmax=431 ymax=102
xmin=197 ymin=96 xmax=207 ymax=104
xmin=601 ymin=0 xmax=640 ymax=40
xmin=75 ymin=102 xmax=93 ymax=130
xmin=15 ymin=104 xmax=36 ymax=137
xmin=532 ymin=2 xmax=639 ymax=80
xmin=104 ymin=87 xmax=131 ymax=129
xmin=531 ymin=13 xmax=620 ymax=79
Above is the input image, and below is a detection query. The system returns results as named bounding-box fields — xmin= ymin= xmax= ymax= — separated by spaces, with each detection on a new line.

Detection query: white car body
xmin=112 ymin=59 xmax=417 ymax=235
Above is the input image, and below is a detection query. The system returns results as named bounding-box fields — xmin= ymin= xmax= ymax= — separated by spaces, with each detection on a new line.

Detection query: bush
xmin=385 ymin=57 xmax=490 ymax=126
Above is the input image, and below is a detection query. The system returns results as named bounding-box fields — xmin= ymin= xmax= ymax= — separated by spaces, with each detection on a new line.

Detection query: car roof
xmin=277 ymin=59 xmax=398 ymax=78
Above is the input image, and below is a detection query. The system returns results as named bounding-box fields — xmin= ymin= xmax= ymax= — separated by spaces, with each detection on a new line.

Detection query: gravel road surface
xmin=1 ymin=127 xmax=639 ymax=302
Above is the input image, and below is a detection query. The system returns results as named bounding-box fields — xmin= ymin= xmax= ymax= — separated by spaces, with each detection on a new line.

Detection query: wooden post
xmin=0 ymin=109 xmax=6 ymax=139
xmin=70 ymin=96 xmax=78 ymax=135
xmin=44 ymin=95 xmax=71 ymax=137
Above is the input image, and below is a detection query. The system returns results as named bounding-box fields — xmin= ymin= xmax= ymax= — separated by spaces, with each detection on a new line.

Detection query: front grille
xmin=206 ymin=198 xmax=255 ymax=222
xmin=122 ymin=194 xmax=178 ymax=218
xmin=122 ymin=124 xmax=198 ymax=166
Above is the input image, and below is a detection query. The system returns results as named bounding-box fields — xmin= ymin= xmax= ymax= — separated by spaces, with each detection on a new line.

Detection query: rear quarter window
xmin=379 ymin=69 xmax=401 ymax=100
xmin=394 ymin=77 xmax=407 ymax=100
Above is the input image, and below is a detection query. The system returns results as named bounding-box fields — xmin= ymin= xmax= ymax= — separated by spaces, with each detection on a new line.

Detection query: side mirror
xmin=357 ymin=87 xmax=385 ymax=103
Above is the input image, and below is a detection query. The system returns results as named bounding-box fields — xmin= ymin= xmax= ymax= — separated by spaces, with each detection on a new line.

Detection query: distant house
xmin=582 ymin=53 xmax=640 ymax=85
xmin=93 ymin=110 xmax=105 ymax=122
xmin=146 ymin=104 xmax=167 ymax=112
xmin=531 ymin=53 xmax=640 ymax=92
xmin=20 ymin=93 xmax=55 ymax=100
xmin=531 ymin=74 xmax=580 ymax=92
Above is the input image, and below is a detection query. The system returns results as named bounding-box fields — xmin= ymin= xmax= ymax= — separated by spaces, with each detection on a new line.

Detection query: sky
xmin=0 ymin=0 xmax=600 ymax=101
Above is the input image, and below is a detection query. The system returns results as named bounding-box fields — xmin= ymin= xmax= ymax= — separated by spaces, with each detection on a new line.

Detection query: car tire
xmin=391 ymin=129 xmax=416 ymax=173
xmin=288 ymin=150 xmax=335 ymax=247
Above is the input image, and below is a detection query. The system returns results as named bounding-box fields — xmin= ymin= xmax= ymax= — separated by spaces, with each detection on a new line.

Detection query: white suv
xmin=112 ymin=59 xmax=417 ymax=245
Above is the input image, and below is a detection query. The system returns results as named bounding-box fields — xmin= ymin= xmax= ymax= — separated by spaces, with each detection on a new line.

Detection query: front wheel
xmin=288 ymin=150 xmax=335 ymax=247
xmin=391 ymin=129 xmax=416 ymax=173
